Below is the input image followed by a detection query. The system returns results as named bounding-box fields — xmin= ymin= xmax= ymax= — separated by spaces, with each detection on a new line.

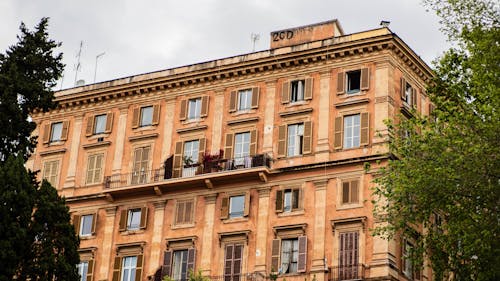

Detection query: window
xmin=86 ymin=113 xmax=113 ymax=136
xmin=271 ymin=234 xmax=307 ymax=274
xmin=401 ymin=78 xmax=417 ymax=108
xmin=224 ymin=244 xmax=243 ymax=281
xmin=276 ymin=188 xmax=301 ymax=213
xmin=77 ymin=261 xmax=89 ymax=281
xmin=338 ymin=232 xmax=359 ymax=280
xmin=173 ymin=139 xmax=206 ymax=178
xmin=182 ymin=140 xmax=199 ymax=177
xmin=234 ymin=132 xmax=250 ymax=163
xmin=86 ymin=153 xmax=104 ymax=185
xmin=280 ymin=238 xmax=299 ymax=273
xmin=43 ymin=160 xmax=59 ymax=187
xmin=119 ymin=206 xmax=148 ymax=231
xmin=131 ymin=146 xmax=150 ymax=184
xmin=79 ymin=214 xmax=94 ymax=237
xmin=343 ymin=114 xmax=360 ymax=149
xmin=334 ymin=113 xmax=369 ymax=150
xmin=140 ymin=106 xmax=153 ymax=127
xmin=336 ymin=68 xmax=369 ymax=95
xmin=50 ymin=122 xmax=63 ymax=142
xmin=290 ymin=80 xmax=305 ymax=102
xmin=188 ymin=98 xmax=202 ymax=120
xmin=346 ymin=70 xmax=361 ymax=94
xmin=43 ymin=121 xmax=69 ymax=144
xmin=342 ymin=179 xmax=359 ymax=205
xmin=121 ymin=256 xmax=137 ymax=281
xmin=132 ymin=104 xmax=160 ymax=128
xmin=221 ymin=193 xmax=249 ymax=219
xmin=402 ymin=240 xmax=414 ymax=278
xmin=174 ymin=199 xmax=194 ymax=225
xmin=94 ymin=114 xmax=107 ymax=134
xmin=127 ymin=208 xmax=142 ymax=230
xmin=238 ymin=89 xmax=252 ymax=111
xmin=162 ymin=248 xmax=196 ymax=281
xmin=287 ymin=123 xmax=304 ymax=157
xmin=172 ymin=250 xmax=189 ymax=281
xmin=281 ymin=78 xmax=313 ymax=104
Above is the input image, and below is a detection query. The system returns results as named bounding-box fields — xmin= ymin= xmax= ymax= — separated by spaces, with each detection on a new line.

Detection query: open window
xmin=73 ymin=213 xmax=97 ymax=237
xmin=277 ymin=121 xmax=312 ymax=158
xmin=334 ymin=113 xmax=370 ymax=150
xmin=337 ymin=68 xmax=369 ymax=95
xmin=271 ymin=224 xmax=307 ymax=274
xmin=112 ymin=243 xmax=144 ymax=281
xmin=400 ymin=78 xmax=418 ymax=109
xmin=229 ymin=88 xmax=259 ymax=112
xmin=132 ymin=104 xmax=160 ymax=128
xmin=180 ymin=96 xmax=209 ymax=121
xmin=276 ymin=188 xmax=302 ymax=213
xmin=42 ymin=121 xmax=69 ymax=144
xmin=86 ymin=112 xmax=113 ymax=136
xmin=172 ymin=138 xmax=206 ymax=178
xmin=162 ymin=237 xmax=197 ymax=281
xmin=119 ymin=207 xmax=148 ymax=231
xmin=281 ymin=78 xmax=313 ymax=104
xmin=220 ymin=192 xmax=250 ymax=220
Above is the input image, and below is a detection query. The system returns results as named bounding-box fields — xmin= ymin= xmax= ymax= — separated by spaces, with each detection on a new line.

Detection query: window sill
xmin=286 ymin=100 xmax=309 ymax=107
xmin=134 ymin=125 xmax=157 ymax=132
xmin=222 ymin=216 xmax=249 ymax=224
xmin=120 ymin=229 xmax=145 ymax=235
xmin=82 ymin=182 xmax=103 ymax=188
xmin=277 ymin=210 xmax=304 ymax=217
xmin=87 ymin=133 xmax=110 ymax=139
xmin=232 ymin=109 xmax=256 ymax=116
xmin=39 ymin=148 xmax=67 ymax=156
xmin=79 ymin=234 xmax=96 ymax=240
xmin=183 ymin=117 xmax=204 ymax=124
xmin=336 ymin=203 xmax=363 ymax=210
xmin=47 ymin=140 xmax=65 ymax=146
xmin=171 ymin=223 xmax=195 ymax=229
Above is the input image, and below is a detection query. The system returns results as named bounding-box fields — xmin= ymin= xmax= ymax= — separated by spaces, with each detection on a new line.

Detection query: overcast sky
xmin=1 ymin=0 xmax=450 ymax=90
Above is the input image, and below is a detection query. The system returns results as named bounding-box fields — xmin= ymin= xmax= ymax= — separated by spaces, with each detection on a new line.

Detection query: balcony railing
xmin=104 ymin=154 xmax=271 ymax=189
xmin=328 ymin=265 xmax=366 ymax=281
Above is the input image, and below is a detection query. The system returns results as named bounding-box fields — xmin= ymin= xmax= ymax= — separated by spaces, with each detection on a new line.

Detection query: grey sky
xmin=1 ymin=0 xmax=450 ymax=90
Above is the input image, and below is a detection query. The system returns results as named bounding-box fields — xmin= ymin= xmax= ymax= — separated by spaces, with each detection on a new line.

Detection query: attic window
xmin=347 ymin=70 xmax=361 ymax=94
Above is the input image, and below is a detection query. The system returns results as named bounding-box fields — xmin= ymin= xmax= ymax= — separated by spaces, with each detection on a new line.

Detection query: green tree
xmin=373 ymin=0 xmax=499 ymax=280
xmin=0 ymin=18 xmax=80 ymax=280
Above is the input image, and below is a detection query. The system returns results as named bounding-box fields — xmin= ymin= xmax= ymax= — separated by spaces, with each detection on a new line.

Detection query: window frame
xmin=121 ymin=255 xmax=138 ymax=281
xmin=346 ymin=70 xmax=361 ymax=94
xmin=286 ymin=123 xmax=304 ymax=157
xmin=290 ymin=79 xmax=306 ymax=103
xmin=187 ymin=97 xmax=202 ymax=120
xmin=229 ymin=195 xmax=245 ymax=219
xmin=220 ymin=192 xmax=250 ymax=220
xmin=127 ymin=208 xmax=142 ymax=230
xmin=271 ymin=232 xmax=307 ymax=274
xmin=276 ymin=188 xmax=302 ymax=213
xmin=77 ymin=261 xmax=89 ymax=281
xmin=93 ymin=114 xmax=107 ymax=134
xmin=343 ymin=114 xmax=361 ymax=149
xmin=50 ymin=122 xmax=63 ymax=142
xmin=233 ymin=132 xmax=251 ymax=160
xmin=86 ymin=153 xmax=104 ymax=185
xmin=79 ymin=214 xmax=94 ymax=237
xmin=42 ymin=159 xmax=60 ymax=188
xmin=119 ymin=206 xmax=148 ymax=232
xmin=139 ymin=106 xmax=154 ymax=127
xmin=174 ymin=199 xmax=195 ymax=226
xmin=237 ymin=89 xmax=253 ymax=111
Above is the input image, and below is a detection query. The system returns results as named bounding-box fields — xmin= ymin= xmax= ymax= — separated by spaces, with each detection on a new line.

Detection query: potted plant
xmin=202 ymin=149 xmax=224 ymax=173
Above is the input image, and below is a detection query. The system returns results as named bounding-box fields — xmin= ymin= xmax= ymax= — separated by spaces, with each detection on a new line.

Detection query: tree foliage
xmin=373 ymin=0 xmax=499 ymax=280
xmin=0 ymin=19 xmax=79 ymax=280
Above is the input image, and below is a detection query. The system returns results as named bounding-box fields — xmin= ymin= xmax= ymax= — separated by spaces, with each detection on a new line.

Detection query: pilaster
xmin=161 ymin=99 xmax=176 ymax=159
xmin=112 ymin=108 xmax=128 ymax=174
xmin=200 ymin=194 xmax=217 ymax=276
xmin=310 ymin=179 xmax=328 ymax=277
xmin=98 ymin=206 xmax=117 ymax=280
xmin=63 ymin=114 xmax=83 ymax=189
xmin=148 ymin=200 xmax=167 ymax=276
xmin=211 ymin=90 xmax=225 ymax=153
xmin=254 ymin=187 xmax=271 ymax=273
xmin=262 ymin=81 xmax=276 ymax=156
xmin=315 ymin=71 xmax=331 ymax=162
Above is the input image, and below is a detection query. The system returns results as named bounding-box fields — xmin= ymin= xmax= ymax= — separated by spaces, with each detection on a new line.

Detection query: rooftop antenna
xmin=93 ymin=52 xmax=105 ymax=83
xmin=74 ymin=41 xmax=83 ymax=86
xmin=380 ymin=20 xmax=391 ymax=27
xmin=251 ymin=33 xmax=260 ymax=52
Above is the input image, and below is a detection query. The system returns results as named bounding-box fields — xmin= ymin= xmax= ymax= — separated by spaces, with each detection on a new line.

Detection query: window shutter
xmin=201 ymin=96 xmax=209 ymax=117
xmin=304 ymin=78 xmax=313 ymax=100
xmin=139 ymin=207 xmax=148 ymax=229
xmin=86 ymin=116 xmax=95 ymax=136
xmin=251 ymin=87 xmax=260 ymax=109
xmin=233 ymin=244 xmax=243 ymax=276
xmin=412 ymin=88 xmax=418 ymax=109
xmin=93 ymin=154 xmax=103 ymax=183
xmin=60 ymin=121 xmax=69 ymax=140
xmin=173 ymin=141 xmax=183 ymax=178
xmin=175 ymin=201 xmax=184 ymax=224
xmin=185 ymin=200 xmax=193 ymax=224
xmin=135 ymin=254 xmax=143 ymax=281
xmin=361 ymin=68 xmax=369 ymax=90
xmin=342 ymin=182 xmax=350 ymax=204
xmin=198 ymin=138 xmax=206 ymax=174
xmin=337 ymin=72 xmax=345 ymax=95
xmin=271 ymin=239 xmax=281 ymax=272
xmin=360 ymin=112 xmax=370 ymax=146
xmin=91 ymin=213 xmax=97 ymax=234
xmin=186 ymin=248 xmax=196 ymax=276
xmin=249 ymin=130 xmax=258 ymax=156
xmin=119 ymin=210 xmax=127 ymax=231
xmin=86 ymin=155 xmax=96 ymax=184
xmin=86 ymin=259 xmax=94 ymax=281
xmin=105 ymin=112 xmax=114 ymax=133
xmin=112 ymin=256 xmax=121 ymax=281
xmin=400 ymin=77 xmax=407 ymax=100
xmin=73 ymin=215 xmax=81 ymax=235
xmin=180 ymin=100 xmax=187 ymax=121
xmin=275 ymin=190 xmax=284 ymax=213
xmin=281 ymin=81 xmax=290 ymax=104
xmin=277 ymin=125 xmax=287 ymax=158
xmin=334 ymin=117 xmax=343 ymax=149
xmin=152 ymin=104 xmax=160 ymax=125
xmin=224 ymin=133 xmax=234 ymax=160
xmin=42 ymin=124 xmax=50 ymax=144
xmin=132 ymin=107 xmax=140 ymax=128
xmin=292 ymin=188 xmax=301 ymax=210
xmin=221 ymin=195 xmax=229 ymax=219
xmin=351 ymin=180 xmax=359 ymax=203
xmin=224 ymin=244 xmax=234 ymax=279
xmin=243 ymin=191 xmax=250 ymax=217
xmin=302 ymin=121 xmax=312 ymax=154
xmin=162 ymin=250 xmax=173 ymax=278
xmin=229 ymin=91 xmax=237 ymax=112
xmin=297 ymin=235 xmax=307 ymax=273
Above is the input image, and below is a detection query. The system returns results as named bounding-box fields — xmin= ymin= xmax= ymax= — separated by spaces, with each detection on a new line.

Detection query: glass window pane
xmin=140 ymin=106 xmax=153 ymax=126
xmin=188 ymin=98 xmax=201 ymax=119
xmin=127 ymin=209 xmax=141 ymax=230
xmin=283 ymin=190 xmax=291 ymax=212
xmin=234 ymin=132 xmax=250 ymax=159
xmin=94 ymin=114 xmax=107 ymax=134
xmin=229 ymin=195 xmax=245 ymax=218
xmin=80 ymin=215 xmax=93 ymax=236
xmin=51 ymin=122 xmax=63 ymax=141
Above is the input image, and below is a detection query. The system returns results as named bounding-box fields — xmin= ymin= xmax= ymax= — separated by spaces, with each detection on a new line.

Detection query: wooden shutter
xmin=224 ymin=133 xmax=234 ymax=160
xmin=105 ymin=112 xmax=114 ymax=133
xmin=132 ymin=107 xmax=140 ymax=128
xmin=152 ymin=103 xmax=160 ymax=125
xmin=342 ymin=182 xmax=350 ymax=204
xmin=162 ymin=250 xmax=173 ymax=278
xmin=334 ymin=117 xmax=343 ymax=149
xmin=229 ymin=91 xmax=237 ymax=112
xmin=42 ymin=124 xmax=50 ymax=144
xmin=292 ymin=188 xmax=301 ymax=210
xmin=221 ymin=195 xmax=229 ymax=219
xmin=360 ymin=112 xmax=370 ymax=146
xmin=60 ymin=121 xmax=69 ymax=140
xmin=302 ymin=121 xmax=312 ymax=154
xmin=233 ymin=244 xmax=243 ymax=277
xmin=86 ymin=259 xmax=94 ymax=281
xmin=185 ymin=200 xmax=193 ymax=223
xmin=275 ymin=190 xmax=284 ymax=213
xmin=297 ymin=235 xmax=307 ymax=273
xmin=412 ymin=88 xmax=418 ymax=108
xmin=351 ymin=180 xmax=359 ymax=203
xmin=304 ymin=77 xmax=313 ymax=100
xmin=173 ymin=141 xmax=183 ymax=178
xmin=271 ymin=239 xmax=281 ymax=272
xmin=277 ymin=125 xmax=287 ymax=158
xmin=134 ymin=254 xmax=143 ymax=281
xmin=337 ymin=72 xmax=345 ymax=94
xmin=180 ymin=100 xmax=187 ymax=121
xmin=86 ymin=116 xmax=95 ymax=136
xmin=361 ymin=68 xmax=369 ymax=90
xmin=175 ymin=201 xmax=185 ymax=224
xmin=86 ymin=155 xmax=96 ymax=184
xmin=90 ymin=213 xmax=97 ymax=235
xmin=281 ymin=81 xmax=290 ymax=104
xmin=249 ymin=130 xmax=258 ymax=156
xmin=400 ymin=77 xmax=407 ymax=99
xmin=339 ymin=232 xmax=359 ymax=280
xmin=93 ymin=154 xmax=103 ymax=183
xmin=139 ymin=207 xmax=148 ymax=229
xmin=186 ymin=248 xmax=196 ymax=276
xmin=112 ymin=256 xmax=121 ymax=281
xmin=73 ymin=215 xmax=81 ymax=235
xmin=243 ymin=191 xmax=250 ymax=217
xmin=251 ymin=87 xmax=260 ymax=109
xmin=200 ymin=96 xmax=209 ymax=117
xmin=119 ymin=210 xmax=127 ymax=231
xmin=198 ymin=138 xmax=206 ymax=174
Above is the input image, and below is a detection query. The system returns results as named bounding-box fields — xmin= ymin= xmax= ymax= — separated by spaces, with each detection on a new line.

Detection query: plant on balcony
xmin=182 ymin=155 xmax=195 ymax=167
xmin=202 ymin=149 xmax=224 ymax=172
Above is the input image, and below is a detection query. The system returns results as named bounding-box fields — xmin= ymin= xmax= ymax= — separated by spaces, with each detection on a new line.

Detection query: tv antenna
xmin=94 ymin=52 xmax=105 ymax=83
xmin=251 ymin=33 xmax=260 ymax=52
xmin=74 ymin=41 xmax=83 ymax=86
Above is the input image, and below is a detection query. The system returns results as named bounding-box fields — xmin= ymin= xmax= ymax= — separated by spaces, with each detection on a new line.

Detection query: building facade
xmin=28 ymin=20 xmax=433 ymax=281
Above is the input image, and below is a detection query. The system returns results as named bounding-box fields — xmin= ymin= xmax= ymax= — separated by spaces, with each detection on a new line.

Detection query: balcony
xmin=328 ymin=265 xmax=366 ymax=281
xmin=103 ymin=154 xmax=272 ymax=198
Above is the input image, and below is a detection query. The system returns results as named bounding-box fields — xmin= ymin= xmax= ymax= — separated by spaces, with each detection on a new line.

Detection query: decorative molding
xmin=279 ymin=108 xmax=313 ymax=118
xmin=166 ymin=236 xmax=197 ymax=249
xmin=153 ymin=200 xmax=167 ymax=209
xmin=375 ymin=96 xmax=395 ymax=106
xmin=39 ymin=148 xmax=67 ymax=156
xmin=82 ymin=141 xmax=111 ymax=149
xmin=227 ymin=117 xmax=259 ymax=126
xmin=273 ymin=223 xmax=307 ymax=238
xmin=128 ymin=133 xmax=159 ymax=142
xmin=218 ymin=230 xmax=251 ymax=245
xmin=176 ymin=125 xmax=208 ymax=134
xmin=257 ymin=187 xmax=271 ymax=197
xmin=334 ymin=98 xmax=370 ymax=108
xmin=331 ymin=216 xmax=367 ymax=232
xmin=204 ymin=194 xmax=217 ymax=204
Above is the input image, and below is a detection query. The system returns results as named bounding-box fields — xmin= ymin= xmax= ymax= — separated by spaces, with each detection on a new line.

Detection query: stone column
xmin=211 ymin=91 xmax=225 ymax=153
xmin=262 ymin=82 xmax=276 ymax=156
xmin=315 ymin=71 xmax=331 ymax=162
xmin=310 ymin=179 xmax=328 ymax=280
xmin=98 ymin=206 xmax=117 ymax=280
xmin=372 ymin=62 xmax=393 ymax=153
xmin=63 ymin=114 xmax=83 ymax=189
xmin=112 ymin=108 xmax=128 ymax=174
xmin=254 ymin=187 xmax=271 ymax=273
xmin=200 ymin=194 xmax=217 ymax=275
xmin=161 ymin=99 xmax=176 ymax=159
xmin=148 ymin=200 xmax=167 ymax=275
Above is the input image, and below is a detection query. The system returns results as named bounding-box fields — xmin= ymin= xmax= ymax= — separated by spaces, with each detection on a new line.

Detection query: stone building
xmin=28 ymin=19 xmax=433 ymax=281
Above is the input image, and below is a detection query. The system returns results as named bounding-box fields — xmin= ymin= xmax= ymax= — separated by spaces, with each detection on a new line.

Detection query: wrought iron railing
xmin=328 ymin=265 xmax=366 ymax=281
